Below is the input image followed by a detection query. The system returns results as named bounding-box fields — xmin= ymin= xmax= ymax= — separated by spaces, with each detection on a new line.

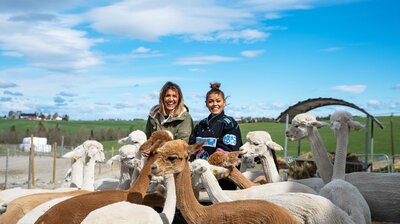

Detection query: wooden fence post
xmin=5 ymin=147 xmax=9 ymax=189
xmin=53 ymin=142 xmax=57 ymax=184
xmin=390 ymin=114 xmax=395 ymax=171
xmin=31 ymin=135 xmax=35 ymax=187
xmin=111 ymin=146 xmax=115 ymax=169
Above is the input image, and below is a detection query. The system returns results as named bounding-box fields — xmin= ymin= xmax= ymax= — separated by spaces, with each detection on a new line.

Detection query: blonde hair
xmin=159 ymin=81 xmax=185 ymax=117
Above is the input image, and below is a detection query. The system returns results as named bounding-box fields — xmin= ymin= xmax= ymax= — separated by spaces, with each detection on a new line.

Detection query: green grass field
xmin=1 ymin=116 xmax=398 ymax=159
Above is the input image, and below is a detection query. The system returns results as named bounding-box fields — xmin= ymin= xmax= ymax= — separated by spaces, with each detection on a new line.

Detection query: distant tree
xmin=52 ymin=112 xmax=59 ymax=120
xmin=8 ymin=110 xmax=15 ymax=118
xmin=8 ymin=125 xmax=19 ymax=143
xmin=39 ymin=113 xmax=46 ymax=120
xmin=62 ymin=114 xmax=69 ymax=121
xmin=25 ymin=128 xmax=31 ymax=137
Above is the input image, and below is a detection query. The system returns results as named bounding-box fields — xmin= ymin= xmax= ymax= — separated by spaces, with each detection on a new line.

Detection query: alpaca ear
xmin=311 ymin=121 xmax=329 ymax=128
xmin=118 ymin=136 xmax=128 ymax=144
xmin=188 ymin=142 xmax=204 ymax=155
xmin=107 ymin=155 xmax=121 ymax=165
xmin=266 ymin=141 xmax=283 ymax=151
xmin=349 ymin=120 xmax=364 ymax=131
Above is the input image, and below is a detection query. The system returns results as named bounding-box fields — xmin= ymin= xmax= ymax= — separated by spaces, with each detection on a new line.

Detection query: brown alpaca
xmin=0 ymin=190 xmax=89 ymax=224
xmin=151 ymin=140 xmax=299 ymax=224
xmin=35 ymin=130 xmax=173 ymax=224
xmin=208 ymin=151 xmax=256 ymax=189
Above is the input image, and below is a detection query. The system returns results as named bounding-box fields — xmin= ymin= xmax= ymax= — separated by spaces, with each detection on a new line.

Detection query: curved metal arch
xmin=276 ymin=97 xmax=384 ymax=129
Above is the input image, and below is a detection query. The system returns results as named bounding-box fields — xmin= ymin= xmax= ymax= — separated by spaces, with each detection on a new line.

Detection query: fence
xmin=0 ymin=144 xmax=118 ymax=190
xmin=283 ymin=153 xmax=398 ymax=181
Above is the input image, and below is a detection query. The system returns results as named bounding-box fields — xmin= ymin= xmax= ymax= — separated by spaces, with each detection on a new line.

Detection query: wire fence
xmin=285 ymin=153 xmax=399 ymax=181
xmin=0 ymin=144 xmax=118 ymax=190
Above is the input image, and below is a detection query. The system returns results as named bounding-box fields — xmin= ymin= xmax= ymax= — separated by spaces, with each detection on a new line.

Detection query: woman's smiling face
xmin=163 ymin=89 xmax=179 ymax=114
xmin=206 ymin=93 xmax=226 ymax=116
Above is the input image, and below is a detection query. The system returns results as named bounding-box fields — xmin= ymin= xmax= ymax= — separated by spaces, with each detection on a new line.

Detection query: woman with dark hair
xmin=189 ymin=82 xmax=242 ymax=190
xmin=145 ymin=81 xmax=193 ymax=143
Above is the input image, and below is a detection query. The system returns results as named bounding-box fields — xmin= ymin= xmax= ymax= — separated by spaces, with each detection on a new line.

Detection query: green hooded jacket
xmin=145 ymin=105 xmax=193 ymax=143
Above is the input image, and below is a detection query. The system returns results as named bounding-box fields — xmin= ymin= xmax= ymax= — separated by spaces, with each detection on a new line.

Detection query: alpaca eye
xmin=167 ymin=156 xmax=178 ymax=162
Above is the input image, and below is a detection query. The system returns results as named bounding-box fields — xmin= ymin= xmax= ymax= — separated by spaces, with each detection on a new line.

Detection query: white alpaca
xmin=190 ymin=159 xmax=354 ymax=224
xmin=0 ymin=140 xmax=104 ymax=213
xmin=0 ymin=140 xmax=104 ymax=222
xmin=239 ymin=153 xmax=266 ymax=183
xmin=240 ymin=131 xmax=284 ymax=183
xmin=118 ymin=130 xmax=147 ymax=145
xmin=285 ymin=112 xmax=333 ymax=184
xmin=81 ymin=174 xmax=176 ymax=224
xmin=94 ymin=130 xmax=147 ymax=190
xmin=94 ymin=144 xmax=143 ymax=190
xmin=80 ymin=140 xmax=106 ymax=191
xmin=191 ymin=159 xmax=315 ymax=197
xmin=284 ymin=112 xmax=400 ymax=222
xmin=319 ymin=110 xmax=371 ymax=224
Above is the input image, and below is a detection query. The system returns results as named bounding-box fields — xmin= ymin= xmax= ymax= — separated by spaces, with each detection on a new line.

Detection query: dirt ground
xmin=0 ymin=155 xmax=119 ymax=190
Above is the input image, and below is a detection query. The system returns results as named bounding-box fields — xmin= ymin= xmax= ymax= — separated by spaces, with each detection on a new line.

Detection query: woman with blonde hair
xmin=145 ymin=81 xmax=193 ymax=143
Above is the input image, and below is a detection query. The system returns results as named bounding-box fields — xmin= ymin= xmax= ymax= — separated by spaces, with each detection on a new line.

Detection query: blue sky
xmin=0 ymin=0 xmax=399 ymax=120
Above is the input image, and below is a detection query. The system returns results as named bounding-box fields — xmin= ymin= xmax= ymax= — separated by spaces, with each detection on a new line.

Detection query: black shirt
xmin=189 ymin=111 xmax=242 ymax=160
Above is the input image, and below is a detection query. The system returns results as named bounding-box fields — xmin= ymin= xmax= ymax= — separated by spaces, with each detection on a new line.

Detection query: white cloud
xmin=0 ymin=80 xmax=17 ymax=88
xmin=214 ymin=29 xmax=269 ymax=43
xmin=241 ymin=49 xmax=265 ymax=58
xmin=329 ymin=84 xmax=367 ymax=93
xmin=0 ymin=14 xmax=102 ymax=71
xmin=240 ymin=0 xmax=318 ymax=11
xmin=86 ymin=1 xmax=252 ymax=41
xmin=320 ymin=47 xmax=343 ymax=52
xmin=134 ymin=46 xmax=151 ymax=53
xmin=264 ymin=12 xmax=283 ymax=19
xmin=175 ymin=55 xmax=239 ymax=65
xmin=367 ymin=100 xmax=380 ymax=106
xmin=189 ymin=68 xmax=207 ymax=73
xmin=1 ymin=51 xmax=24 ymax=57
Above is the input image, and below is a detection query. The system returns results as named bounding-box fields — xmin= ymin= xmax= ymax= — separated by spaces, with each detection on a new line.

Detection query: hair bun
xmin=210 ymin=82 xmax=221 ymax=90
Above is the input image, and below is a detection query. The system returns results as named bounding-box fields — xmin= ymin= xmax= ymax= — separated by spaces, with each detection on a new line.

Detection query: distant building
xmin=54 ymin=116 xmax=63 ymax=121
xmin=20 ymin=113 xmax=39 ymax=120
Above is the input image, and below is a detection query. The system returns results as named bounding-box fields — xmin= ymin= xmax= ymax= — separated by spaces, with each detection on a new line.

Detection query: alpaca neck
xmin=260 ymin=155 xmax=281 ymax=183
xmin=161 ymin=174 xmax=177 ymax=223
xmin=332 ymin=126 xmax=349 ymax=180
xmin=308 ymin=128 xmax=333 ymax=183
xmin=118 ymin=165 xmax=134 ymax=190
xmin=202 ymin=169 xmax=232 ymax=203
xmin=128 ymin=154 xmax=158 ymax=193
xmin=129 ymin=167 xmax=141 ymax=188
xmin=239 ymin=158 xmax=249 ymax=172
xmin=175 ymin=162 xmax=205 ymax=223
xmin=70 ymin=158 xmax=83 ymax=188
xmin=228 ymin=167 xmax=254 ymax=189
xmin=81 ymin=158 xmax=95 ymax=191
